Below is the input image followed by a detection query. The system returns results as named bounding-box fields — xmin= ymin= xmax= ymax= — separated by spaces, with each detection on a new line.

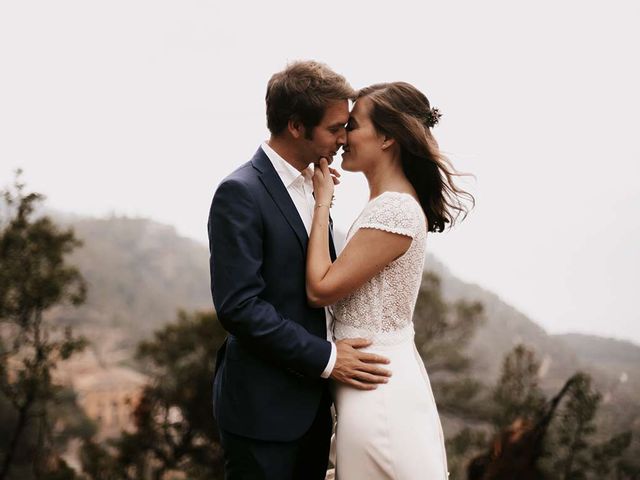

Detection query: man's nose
xmin=337 ymin=129 xmax=347 ymax=146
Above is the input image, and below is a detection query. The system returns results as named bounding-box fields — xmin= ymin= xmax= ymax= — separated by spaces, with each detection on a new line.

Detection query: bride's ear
xmin=381 ymin=135 xmax=396 ymax=150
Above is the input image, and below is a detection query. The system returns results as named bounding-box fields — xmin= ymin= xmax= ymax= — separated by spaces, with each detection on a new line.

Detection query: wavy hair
xmin=357 ymin=82 xmax=474 ymax=232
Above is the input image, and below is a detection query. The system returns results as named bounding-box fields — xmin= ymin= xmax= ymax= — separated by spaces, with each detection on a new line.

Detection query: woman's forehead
xmin=351 ymin=97 xmax=372 ymax=119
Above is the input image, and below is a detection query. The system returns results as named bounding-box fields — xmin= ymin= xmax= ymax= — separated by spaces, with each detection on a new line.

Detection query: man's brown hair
xmin=266 ymin=60 xmax=355 ymax=137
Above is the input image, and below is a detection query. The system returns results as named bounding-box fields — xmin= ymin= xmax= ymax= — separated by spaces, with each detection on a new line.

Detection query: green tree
xmin=552 ymin=373 xmax=601 ymax=479
xmin=415 ymin=272 xmax=483 ymax=373
xmin=545 ymin=373 xmax=635 ymax=480
xmin=81 ymin=310 xmax=226 ymax=480
xmin=492 ymin=344 xmax=546 ymax=429
xmin=589 ymin=431 xmax=633 ymax=479
xmin=414 ymin=272 xmax=486 ymax=418
xmin=0 ymin=172 xmax=90 ymax=479
xmin=413 ymin=271 xmax=488 ymax=478
xmin=467 ymin=353 xmax=637 ymax=480
xmin=468 ymin=367 xmax=579 ymax=480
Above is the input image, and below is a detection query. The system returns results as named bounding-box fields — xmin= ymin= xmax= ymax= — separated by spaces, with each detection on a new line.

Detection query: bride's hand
xmin=313 ymin=158 xmax=341 ymax=206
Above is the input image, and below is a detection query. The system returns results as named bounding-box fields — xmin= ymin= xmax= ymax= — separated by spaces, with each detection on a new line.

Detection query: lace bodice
xmin=333 ymin=191 xmax=427 ymax=345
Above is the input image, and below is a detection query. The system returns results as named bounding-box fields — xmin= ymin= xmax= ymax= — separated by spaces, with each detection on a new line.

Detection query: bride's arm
xmin=306 ymin=160 xmax=412 ymax=307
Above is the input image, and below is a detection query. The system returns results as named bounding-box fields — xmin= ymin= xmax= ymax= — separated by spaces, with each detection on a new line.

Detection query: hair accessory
xmin=424 ymin=107 xmax=442 ymax=128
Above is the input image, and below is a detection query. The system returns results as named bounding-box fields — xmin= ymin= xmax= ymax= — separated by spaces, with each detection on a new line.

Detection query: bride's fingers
xmin=313 ymin=170 xmax=329 ymax=187
xmin=332 ymin=176 xmax=340 ymax=185
xmin=328 ymin=167 xmax=341 ymax=177
xmin=319 ymin=158 xmax=331 ymax=176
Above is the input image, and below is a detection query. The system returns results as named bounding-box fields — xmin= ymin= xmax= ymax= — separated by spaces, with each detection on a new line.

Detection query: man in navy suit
xmin=207 ymin=61 xmax=391 ymax=479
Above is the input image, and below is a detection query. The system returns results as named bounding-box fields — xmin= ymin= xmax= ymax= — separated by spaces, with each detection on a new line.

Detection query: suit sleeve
xmin=208 ymin=178 xmax=332 ymax=377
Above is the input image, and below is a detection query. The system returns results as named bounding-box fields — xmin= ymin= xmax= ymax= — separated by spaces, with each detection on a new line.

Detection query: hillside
xmin=50 ymin=214 xmax=637 ymax=406
xmin=55 ymin=215 xmax=640 ymax=393
xmin=47 ymin=213 xmax=639 ymax=464
xmin=425 ymin=256 xmax=581 ymax=391
xmin=55 ymin=215 xmax=212 ymax=341
xmin=555 ymin=333 xmax=640 ymax=383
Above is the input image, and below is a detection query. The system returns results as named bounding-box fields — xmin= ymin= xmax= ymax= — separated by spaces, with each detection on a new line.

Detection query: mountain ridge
xmin=51 ymin=213 xmax=638 ymax=391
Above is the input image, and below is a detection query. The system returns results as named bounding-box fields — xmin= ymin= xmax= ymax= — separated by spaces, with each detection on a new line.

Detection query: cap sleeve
xmin=358 ymin=192 xmax=423 ymax=239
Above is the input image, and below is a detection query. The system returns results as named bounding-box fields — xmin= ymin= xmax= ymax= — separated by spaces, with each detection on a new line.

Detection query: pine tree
xmin=492 ymin=344 xmax=546 ymax=430
xmin=553 ymin=373 xmax=600 ymax=479
xmin=589 ymin=431 xmax=632 ymax=479
xmin=543 ymin=372 xmax=636 ymax=480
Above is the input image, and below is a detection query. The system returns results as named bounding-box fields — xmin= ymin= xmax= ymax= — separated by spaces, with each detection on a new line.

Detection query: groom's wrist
xmin=320 ymin=341 xmax=337 ymax=378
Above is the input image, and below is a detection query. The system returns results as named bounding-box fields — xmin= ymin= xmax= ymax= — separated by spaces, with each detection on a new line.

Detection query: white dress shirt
xmin=261 ymin=142 xmax=337 ymax=378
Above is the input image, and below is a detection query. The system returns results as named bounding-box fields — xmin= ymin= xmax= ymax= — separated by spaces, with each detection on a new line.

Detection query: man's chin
xmin=315 ymin=155 xmax=334 ymax=165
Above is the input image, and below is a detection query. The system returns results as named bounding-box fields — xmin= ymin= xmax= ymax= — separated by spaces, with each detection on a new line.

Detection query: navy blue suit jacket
xmin=208 ymin=147 xmax=337 ymax=442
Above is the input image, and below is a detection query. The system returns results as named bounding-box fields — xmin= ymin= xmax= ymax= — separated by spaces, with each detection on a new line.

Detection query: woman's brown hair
xmin=357 ymin=82 xmax=474 ymax=232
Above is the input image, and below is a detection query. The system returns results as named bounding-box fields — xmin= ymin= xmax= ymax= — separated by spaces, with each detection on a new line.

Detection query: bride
xmin=306 ymin=82 xmax=472 ymax=479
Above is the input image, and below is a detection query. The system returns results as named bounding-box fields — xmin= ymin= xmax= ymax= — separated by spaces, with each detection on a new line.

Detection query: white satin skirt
xmin=332 ymin=337 xmax=449 ymax=479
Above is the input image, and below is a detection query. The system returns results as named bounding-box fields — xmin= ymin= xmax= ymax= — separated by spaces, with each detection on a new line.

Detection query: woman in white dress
xmin=306 ymin=82 xmax=472 ymax=479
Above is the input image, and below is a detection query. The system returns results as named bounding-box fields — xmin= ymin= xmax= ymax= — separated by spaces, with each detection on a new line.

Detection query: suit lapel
xmin=252 ymin=148 xmax=308 ymax=253
xmin=251 ymin=147 xmax=339 ymax=260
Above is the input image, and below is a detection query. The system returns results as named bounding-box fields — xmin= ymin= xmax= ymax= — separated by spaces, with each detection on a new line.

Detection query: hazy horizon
xmin=1 ymin=1 xmax=638 ymax=343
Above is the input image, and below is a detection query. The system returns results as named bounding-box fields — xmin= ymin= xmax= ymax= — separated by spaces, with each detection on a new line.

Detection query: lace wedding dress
xmin=332 ymin=191 xmax=449 ymax=479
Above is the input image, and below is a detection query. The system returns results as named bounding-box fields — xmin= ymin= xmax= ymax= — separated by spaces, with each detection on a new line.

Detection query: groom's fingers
xmin=348 ymin=379 xmax=378 ymax=391
xmin=353 ymin=370 xmax=390 ymax=384
xmin=360 ymin=364 xmax=392 ymax=376
xmin=357 ymin=364 xmax=392 ymax=379
xmin=333 ymin=338 xmax=392 ymax=388
xmin=359 ymin=351 xmax=391 ymax=365
xmin=343 ymin=338 xmax=372 ymax=349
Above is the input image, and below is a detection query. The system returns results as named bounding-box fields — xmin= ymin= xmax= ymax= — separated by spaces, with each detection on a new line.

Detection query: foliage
xmin=469 ymin=354 xmax=637 ymax=480
xmin=414 ymin=272 xmax=487 ymax=420
xmin=542 ymin=373 xmax=636 ymax=480
xmin=491 ymin=344 xmax=546 ymax=429
xmin=413 ymin=271 xmax=489 ymax=478
xmin=415 ymin=272 xmax=484 ymax=375
xmin=0 ymin=172 xmax=91 ymax=479
xmin=413 ymin=272 xmax=638 ymax=479
xmin=80 ymin=310 xmax=226 ymax=480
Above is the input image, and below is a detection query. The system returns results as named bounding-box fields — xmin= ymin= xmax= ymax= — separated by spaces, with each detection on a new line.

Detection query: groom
xmin=208 ymin=61 xmax=391 ymax=479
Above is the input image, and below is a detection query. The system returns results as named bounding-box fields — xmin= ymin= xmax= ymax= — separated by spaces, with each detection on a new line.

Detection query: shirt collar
xmin=261 ymin=142 xmax=306 ymax=189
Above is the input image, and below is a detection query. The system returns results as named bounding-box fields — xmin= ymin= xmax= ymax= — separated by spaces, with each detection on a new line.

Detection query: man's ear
xmin=287 ymin=119 xmax=305 ymax=139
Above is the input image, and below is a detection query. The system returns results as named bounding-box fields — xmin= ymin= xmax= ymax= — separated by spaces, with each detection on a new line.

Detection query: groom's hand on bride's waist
xmin=330 ymin=338 xmax=392 ymax=390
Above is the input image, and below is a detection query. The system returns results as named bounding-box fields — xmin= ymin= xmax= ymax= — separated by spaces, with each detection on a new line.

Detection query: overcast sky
xmin=1 ymin=0 xmax=638 ymax=343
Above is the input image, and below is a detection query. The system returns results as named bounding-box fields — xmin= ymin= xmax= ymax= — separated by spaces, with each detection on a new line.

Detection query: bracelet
xmin=315 ymin=203 xmax=331 ymax=209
